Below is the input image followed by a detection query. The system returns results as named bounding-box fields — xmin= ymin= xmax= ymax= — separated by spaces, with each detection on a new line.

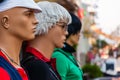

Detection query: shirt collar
xmin=26 ymin=46 xmax=59 ymax=77
xmin=0 ymin=51 xmax=7 ymax=59
xmin=62 ymin=42 xmax=76 ymax=53
xmin=26 ymin=46 xmax=50 ymax=62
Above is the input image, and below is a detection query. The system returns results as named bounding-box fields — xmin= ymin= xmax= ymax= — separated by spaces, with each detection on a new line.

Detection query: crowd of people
xmin=86 ymin=44 xmax=120 ymax=79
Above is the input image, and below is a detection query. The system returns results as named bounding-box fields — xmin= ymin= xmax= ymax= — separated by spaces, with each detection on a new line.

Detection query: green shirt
xmin=52 ymin=48 xmax=83 ymax=80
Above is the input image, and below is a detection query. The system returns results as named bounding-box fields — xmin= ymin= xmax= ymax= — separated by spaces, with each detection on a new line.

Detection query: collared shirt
xmin=0 ymin=51 xmax=28 ymax=80
xmin=24 ymin=46 xmax=61 ymax=80
xmin=26 ymin=46 xmax=50 ymax=62
xmin=26 ymin=46 xmax=57 ymax=71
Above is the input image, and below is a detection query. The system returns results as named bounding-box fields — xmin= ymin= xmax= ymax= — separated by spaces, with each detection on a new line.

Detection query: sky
xmin=81 ymin=0 xmax=120 ymax=43
xmin=96 ymin=0 xmax=120 ymax=34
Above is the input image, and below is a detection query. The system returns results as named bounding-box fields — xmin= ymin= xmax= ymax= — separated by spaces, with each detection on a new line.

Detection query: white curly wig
xmin=35 ymin=1 xmax=72 ymax=35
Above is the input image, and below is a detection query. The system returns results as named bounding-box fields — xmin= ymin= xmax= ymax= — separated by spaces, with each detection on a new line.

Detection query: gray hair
xmin=35 ymin=1 xmax=72 ymax=35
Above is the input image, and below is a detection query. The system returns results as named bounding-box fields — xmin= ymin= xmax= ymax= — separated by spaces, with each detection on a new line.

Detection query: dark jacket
xmin=21 ymin=53 xmax=60 ymax=80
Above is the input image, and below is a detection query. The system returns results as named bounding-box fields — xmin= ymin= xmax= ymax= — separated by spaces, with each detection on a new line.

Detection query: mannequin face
xmin=46 ymin=20 xmax=68 ymax=48
xmin=0 ymin=7 xmax=38 ymax=41
xmin=67 ymin=31 xmax=80 ymax=46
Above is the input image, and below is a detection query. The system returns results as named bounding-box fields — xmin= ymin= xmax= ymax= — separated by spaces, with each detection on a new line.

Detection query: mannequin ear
xmin=1 ymin=16 xmax=9 ymax=29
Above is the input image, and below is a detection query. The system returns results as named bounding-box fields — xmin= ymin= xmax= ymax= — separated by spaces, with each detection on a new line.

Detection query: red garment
xmin=0 ymin=67 xmax=10 ymax=80
xmin=17 ymin=68 xmax=28 ymax=80
xmin=26 ymin=46 xmax=57 ymax=71
xmin=25 ymin=46 xmax=61 ymax=80
xmin=86 ymin=51 xmax=95 ymax=63
xmin=0 ymin=51 xmax=28 ymax=80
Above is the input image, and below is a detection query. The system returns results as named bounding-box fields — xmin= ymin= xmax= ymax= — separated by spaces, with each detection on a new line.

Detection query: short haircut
xmin=66 ymin=13 xmax=82 ymax=38
xmin=35 ymin=1 xmax=71 ymax=35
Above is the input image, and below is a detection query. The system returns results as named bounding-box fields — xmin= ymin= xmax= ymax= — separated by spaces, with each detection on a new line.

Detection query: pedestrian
xmin=101 ymin=49 xmax=117 ymax=77
xmin=52 ymin=13 xmax=83 ymax=80
xmin=0 ymin=0 xmax=41 ymax=80
xmin=21 ymin=1 xmax=71 ymax=80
